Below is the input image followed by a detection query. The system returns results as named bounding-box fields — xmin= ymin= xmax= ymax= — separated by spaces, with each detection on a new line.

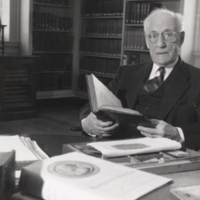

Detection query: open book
xmin=87 ymin=137 xmax=182 ymax=158
xmin=19 ymin=152 xmax=172 ymax=200
xmin=86 ymin=74 xmax=155 ymax=128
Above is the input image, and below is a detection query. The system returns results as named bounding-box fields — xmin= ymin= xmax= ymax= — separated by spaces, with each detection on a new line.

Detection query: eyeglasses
xmin=146 ymin=32 xmax=180 ymax=43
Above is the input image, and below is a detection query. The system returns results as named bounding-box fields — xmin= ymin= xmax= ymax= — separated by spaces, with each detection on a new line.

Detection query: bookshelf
xmin=32 ymin=0 xmax=74 ymax=99
xmin=76 ymin=0 xmax=183 ymax=98
xmin=0 ymin=56 xmax=38 ymax=121
xmin=25 ymin=0 xmax=184 ymax=100
xmin=75 ymin=0 xmax=124 ymax=95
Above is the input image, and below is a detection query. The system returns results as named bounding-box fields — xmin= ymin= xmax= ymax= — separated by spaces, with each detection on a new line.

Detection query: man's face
xmin=145 ymin=13 xmax=184 ymax=66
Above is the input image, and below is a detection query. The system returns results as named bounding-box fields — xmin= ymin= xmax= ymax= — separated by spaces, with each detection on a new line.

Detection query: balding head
xmin=144 ymin=9 xmax=183 ymax=34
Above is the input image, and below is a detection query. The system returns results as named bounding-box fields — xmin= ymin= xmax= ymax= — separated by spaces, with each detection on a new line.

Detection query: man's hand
xmin=137 ymin=119 xmax=181 ymax=141
xmin=82 ymin=112 xmax=119 ymax=138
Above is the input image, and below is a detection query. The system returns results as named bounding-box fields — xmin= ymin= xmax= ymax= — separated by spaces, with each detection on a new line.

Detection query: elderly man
xmin=80 ymin=8 xmax=200 ymax=150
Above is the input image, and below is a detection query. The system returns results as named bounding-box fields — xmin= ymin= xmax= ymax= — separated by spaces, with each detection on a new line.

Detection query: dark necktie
xmin=143 ymin=67 xmax=165 ymax=92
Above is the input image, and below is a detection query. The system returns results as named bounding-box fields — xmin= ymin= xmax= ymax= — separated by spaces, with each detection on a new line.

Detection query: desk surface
xmin=17 ymin=134 xmax=200 ymax=200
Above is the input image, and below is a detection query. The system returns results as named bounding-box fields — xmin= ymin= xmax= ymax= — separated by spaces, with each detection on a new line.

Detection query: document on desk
xmin=0 ymin=135 xmax=48 ymax=164
xmin=19 ymin=152 xmax=172 ymax=200
xmin=87 ymin=137 xmax=182 ymax=158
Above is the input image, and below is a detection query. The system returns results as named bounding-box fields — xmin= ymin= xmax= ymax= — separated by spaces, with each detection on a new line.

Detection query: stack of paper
xmin=0 ymin=135 xmax=48 ymax=164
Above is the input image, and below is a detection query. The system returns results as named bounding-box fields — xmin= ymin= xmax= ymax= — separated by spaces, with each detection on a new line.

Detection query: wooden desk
xmin=13 ymin=134 xmax=200 ymax=200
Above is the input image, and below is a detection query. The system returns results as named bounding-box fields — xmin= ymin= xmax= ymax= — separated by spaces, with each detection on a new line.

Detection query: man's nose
xmin=156 ymin=34 xmax=166 ymax=48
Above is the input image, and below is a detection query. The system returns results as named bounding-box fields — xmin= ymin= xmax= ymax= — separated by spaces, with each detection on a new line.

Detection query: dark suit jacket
xmin=80 ymin=58 xmax=200 ymax=150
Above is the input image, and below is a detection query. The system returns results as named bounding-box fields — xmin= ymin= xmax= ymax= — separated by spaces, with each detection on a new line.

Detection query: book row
xmin=33 ymin=12 xmax=72 ymax=31
xmin=37 ymin=72 xmax=71 ymax=91
xmin=82 ymin=19 xmax=122 ymax=36
xmin=125 ymin=2 xmax=162 ymax=24
xmin=81 ymin=0 xmax=123 ymax=16
xmin=33 ymin=33 xmax=73 ymax=52
xmin=36 ymin=54 xmax=72 ymax=72
xmin=124 ymin=28 xmax=147 ymax=50
xmin=80 ymin=57 xmax=120 ymax=76
xmin=33 ymin=0 xmax=70 ymax=5
xmin=78 ymin=73 xmax=112 ymax=91
xmin=80 ymin=38 xmax=121 ymax=56
xmin=123 ymin=52 xmax=152 ymax=65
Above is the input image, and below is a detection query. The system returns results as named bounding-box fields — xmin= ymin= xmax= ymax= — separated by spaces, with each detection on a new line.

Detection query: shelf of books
xmin=32 ymin=0 xmax=74 ymax=99
xmin=76 ymin=0 xmax=124 ymax=97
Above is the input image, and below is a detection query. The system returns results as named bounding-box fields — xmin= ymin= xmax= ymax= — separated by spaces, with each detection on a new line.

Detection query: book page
xmin=20 ymin=136 xmax=49 ymax=160
xmin=0 ymin=135 xmax=44 ymax=162
xmin=87 ymin=138 xmax=182 ymax=158
xmin=99 ymin=105 xmax=142 ymax=115
xmin=21 ymin=152 xmax=172 ymax=200
xmin=87 ymin=74 xmax=122 ymax=112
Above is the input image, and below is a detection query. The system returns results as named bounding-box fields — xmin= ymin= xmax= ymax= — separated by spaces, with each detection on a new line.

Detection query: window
xmin=1 ymin=0 xmax=20 ymax=42
xmin=0 ymin=0 xmax=2 ymax=22
xmin=194 ymin=0 xmax=200 ymax=51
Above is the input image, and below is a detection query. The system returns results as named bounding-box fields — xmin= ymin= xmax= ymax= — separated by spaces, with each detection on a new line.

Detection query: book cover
xmin=19 ymin=152 xmax=172 ymax=200
xmin=86 ymin=74 xmax=155 ymax=128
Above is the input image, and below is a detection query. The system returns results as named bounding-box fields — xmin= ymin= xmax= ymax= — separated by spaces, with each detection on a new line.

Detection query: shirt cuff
xmin=81 ymin=119 xmax=97 ymax=138
xmin=176 ymin=127 xmax=185 ymax=143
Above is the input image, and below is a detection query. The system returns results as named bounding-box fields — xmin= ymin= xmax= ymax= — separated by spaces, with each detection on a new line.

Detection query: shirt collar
xmin=149 ymin=57 xmax=179 ymax=80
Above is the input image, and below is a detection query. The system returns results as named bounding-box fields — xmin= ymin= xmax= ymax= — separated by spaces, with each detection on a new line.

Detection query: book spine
xmin=125 ymin=2 xmax=130 ymax=24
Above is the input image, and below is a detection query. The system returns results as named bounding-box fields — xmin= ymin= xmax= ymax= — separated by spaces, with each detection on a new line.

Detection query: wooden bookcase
xmin=75 ymin=0 xmax=184 ymax=98
xmin=0 ymin=56 xmax=38 ymax=121
xmin=20 ymin=0 xmax=184 ymax=100
xmin=32 ymin=0 xmax=74 ymax=99
xmin=75 ymin=0 xmax=123 ymax=98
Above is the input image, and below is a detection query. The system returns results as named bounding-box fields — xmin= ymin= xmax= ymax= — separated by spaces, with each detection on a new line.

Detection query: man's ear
xmin=179 ymin=31 xmax=185 ymax=47
xmin=145 ymin=37 xmax=150 ymax=49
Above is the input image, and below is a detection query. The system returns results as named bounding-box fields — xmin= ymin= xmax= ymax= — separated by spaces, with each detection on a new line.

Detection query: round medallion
xmin=48 ymin=161 xmax=99 ymax=178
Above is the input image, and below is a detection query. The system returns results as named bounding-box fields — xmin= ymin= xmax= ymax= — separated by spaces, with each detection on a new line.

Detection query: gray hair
xmin=143 ymin=8 xmax=183 ymax=33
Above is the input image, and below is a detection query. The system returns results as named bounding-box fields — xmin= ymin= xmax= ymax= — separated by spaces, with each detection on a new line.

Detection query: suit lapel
xmin=125 ymin=62 xmax=153 ymax=109
xmin=157 ymin=59 xmax=191 ymax=120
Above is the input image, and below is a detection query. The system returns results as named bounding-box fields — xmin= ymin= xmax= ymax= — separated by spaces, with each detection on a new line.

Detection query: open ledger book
xmin=87 ymin=137 xmax=182 ymax=158
xmin=19 ymin=152 xmax=172 ymax=200
xmin=86 ymin=74 xmax=155 ymax=128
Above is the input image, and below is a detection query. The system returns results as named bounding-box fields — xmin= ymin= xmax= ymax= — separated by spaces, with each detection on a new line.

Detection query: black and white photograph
xmin=0 ymin=0 xmax=200 ymax=199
